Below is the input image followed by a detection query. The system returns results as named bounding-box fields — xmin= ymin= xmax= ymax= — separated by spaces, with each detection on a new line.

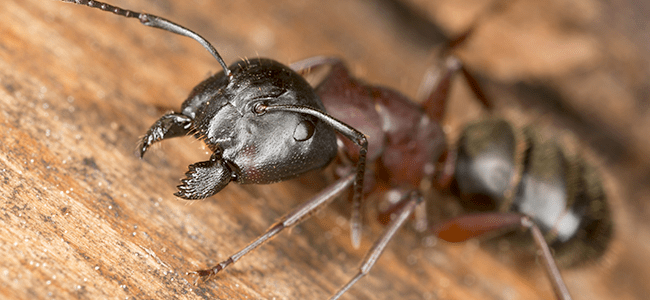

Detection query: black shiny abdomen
xmin=454 ymin=119 xmax=612 ymax=267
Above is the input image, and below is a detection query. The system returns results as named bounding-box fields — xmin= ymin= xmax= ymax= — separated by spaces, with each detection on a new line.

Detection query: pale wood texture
xmin=1 ymin=0 xmax=648 ymax=299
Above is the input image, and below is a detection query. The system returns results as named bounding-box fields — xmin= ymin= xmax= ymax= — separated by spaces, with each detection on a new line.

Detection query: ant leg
xmin=188 ymin=173 xmax=355 ymax=280
xmin=434 ymin=212 xmax=572 ymax=300
xmin=419 ymin=55 xmax=463 ymax=122
xmin=419 ymin=0 xmax=513 ymax=120
xmin=419 ymin=54 xmax=493 ymax=122
xmin=523 ymin=216 xmax=573 ymax=300
xmin=138 ymin=112 xmax=192 ymax=157
xmin=433 ymin=149 xmax=457 ymax=190
xmin=330 ymin=191 xmax=423 ymax=300
xmin=459 ymin=65 xmax=492 ymax=110
xmin=444 ymin=0 xmax=515 ymax=111
xmin=376 ymin=188 xmax=427 ymax=231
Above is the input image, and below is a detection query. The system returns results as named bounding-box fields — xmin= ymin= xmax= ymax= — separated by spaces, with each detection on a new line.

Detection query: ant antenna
xmin=59 ymin=0 xmax=232 ymax=77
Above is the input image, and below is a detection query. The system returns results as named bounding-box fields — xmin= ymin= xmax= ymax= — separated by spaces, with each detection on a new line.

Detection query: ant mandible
xmin=58 ymin=1 xmax=614 ymax=300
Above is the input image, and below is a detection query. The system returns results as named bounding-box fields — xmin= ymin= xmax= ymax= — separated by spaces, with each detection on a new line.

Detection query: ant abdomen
xmin=453 ymin=118 xmax=613 ymax=267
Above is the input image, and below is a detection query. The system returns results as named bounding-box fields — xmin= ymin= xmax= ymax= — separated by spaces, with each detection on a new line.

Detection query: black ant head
xmin=183 ymin=58 xmax=337 ymax=186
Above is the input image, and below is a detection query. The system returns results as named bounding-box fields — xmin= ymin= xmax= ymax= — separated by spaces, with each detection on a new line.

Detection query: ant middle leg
xmin=330 ymin=191 xmax=424 ymax=300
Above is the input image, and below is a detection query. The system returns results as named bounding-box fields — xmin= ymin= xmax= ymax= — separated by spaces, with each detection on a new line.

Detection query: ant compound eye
xmin=293 ymin=119 xmax=315 ymax=141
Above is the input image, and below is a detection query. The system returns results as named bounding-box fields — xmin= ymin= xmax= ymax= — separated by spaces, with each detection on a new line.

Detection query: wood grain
xmin=0 ymin=0 xmax=648 ymax=299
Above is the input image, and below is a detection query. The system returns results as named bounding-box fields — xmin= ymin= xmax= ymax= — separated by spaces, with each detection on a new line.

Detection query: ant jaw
xmin=175 ymin=154 xmax=232 ymax=200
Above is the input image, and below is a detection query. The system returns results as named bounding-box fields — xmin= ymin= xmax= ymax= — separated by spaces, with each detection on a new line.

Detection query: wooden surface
xmin=1 ymin=0 xmax=649 ymax=299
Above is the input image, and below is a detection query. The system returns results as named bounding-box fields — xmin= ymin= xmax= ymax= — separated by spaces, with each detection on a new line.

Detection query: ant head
xmin=183 ymin=58 xmax=338 ymax=185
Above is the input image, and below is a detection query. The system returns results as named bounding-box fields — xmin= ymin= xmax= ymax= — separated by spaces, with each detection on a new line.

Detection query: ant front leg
xmin=434 ymin=212 xmax=573 ymax=300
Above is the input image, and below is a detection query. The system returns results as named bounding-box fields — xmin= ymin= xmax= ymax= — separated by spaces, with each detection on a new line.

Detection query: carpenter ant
xmin=58 ymin=1 xmax=612 ymax=300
